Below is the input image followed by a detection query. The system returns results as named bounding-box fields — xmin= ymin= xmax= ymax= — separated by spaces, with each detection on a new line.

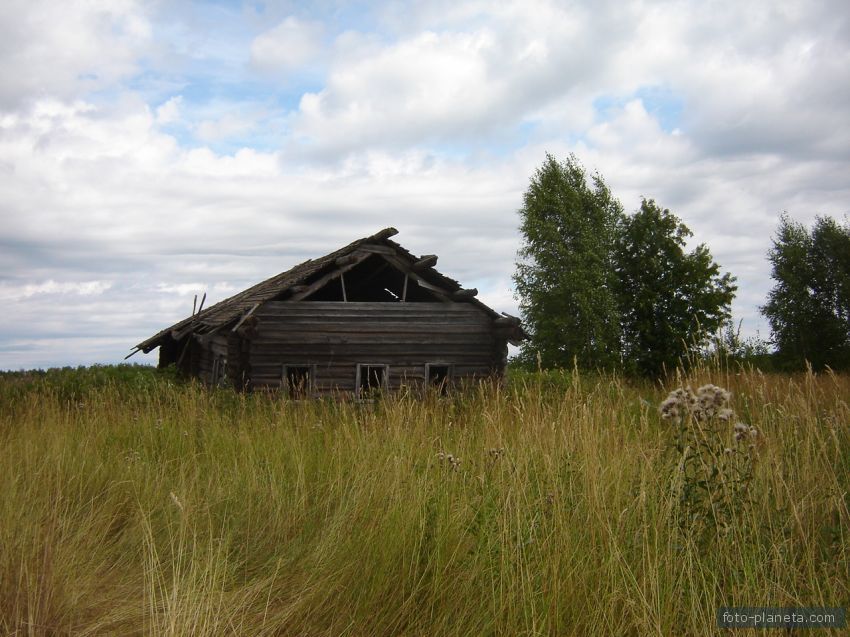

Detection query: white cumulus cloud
xmin=0 ymin=0 xmax=151 ymax=109
xmin=250 ymin=16 xmax=324 ymax=72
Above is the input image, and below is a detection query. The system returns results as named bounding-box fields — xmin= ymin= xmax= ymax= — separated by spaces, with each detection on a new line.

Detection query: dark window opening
xmin=302 ymin=254 xmax=441 ymax=302
xmin=357 ymin=364 xmax=387 ymax=398
xmin=283 ymin=365 xmax=313 ymax=398
xmin=426 ymin=364 xmax=451 ymax=394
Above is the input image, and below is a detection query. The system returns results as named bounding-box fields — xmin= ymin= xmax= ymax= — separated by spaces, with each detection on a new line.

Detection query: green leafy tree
xmin=709 ymin=320 xmax=773 ymax=369
xmin=513 ymin=154 xmax=622 ymax=369
xmin=615 ymin=199 xmax=737 ymax=377
xmin=762 ymin=215 xmax=850 ymax=369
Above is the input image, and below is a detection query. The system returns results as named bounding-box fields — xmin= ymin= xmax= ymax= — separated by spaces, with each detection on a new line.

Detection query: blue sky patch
xmin=594 ymin=86 xmax=684 ymax=133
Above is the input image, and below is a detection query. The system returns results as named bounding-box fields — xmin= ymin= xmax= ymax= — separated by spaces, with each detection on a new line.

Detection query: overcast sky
xmin=1 ymin=0 xmax=848 ymax=369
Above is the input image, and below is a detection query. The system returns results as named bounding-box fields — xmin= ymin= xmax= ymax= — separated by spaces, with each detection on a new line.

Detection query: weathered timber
xmin=249 ymin=363 xmax=495 ymax=393
xmin=378 ymin=253 xmax=452 ymax=301
xmin=232 ymin=303 xmax=260 ymax=332
xmin=255 ymin=301 xmax=483 ymax=315
xmin=335 ymin=254 xmax=360 ymax=267
xmin=359 ymin=243 xmax=396 ymax=255
xmin=254 ymin=324 xmax=492 ymax=336
xmin=412 ymin=255 xmax=438 ymax=271
xmin=171 ymin=323 xmax=196 ymax=341
xmin=250 ymin=349 xmax=495 ymax=363
xmin=194 ymin=326 xmax=223 ymax=346
xmin=246 ymin=299 xmax=500 ymax=393
xmin=372 ymin=227 xmax=399 ymax=240
xmin=134 ymin=227 xmax=525 ymax=393
xmin=235 ymin=315 xmax=259 ymax=339
xmin=289 ymin=252 xmax=372 ymax=302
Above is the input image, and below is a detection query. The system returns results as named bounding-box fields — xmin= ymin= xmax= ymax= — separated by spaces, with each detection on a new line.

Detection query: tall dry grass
xmin=0 ymin=366 xmax=847 ymax=635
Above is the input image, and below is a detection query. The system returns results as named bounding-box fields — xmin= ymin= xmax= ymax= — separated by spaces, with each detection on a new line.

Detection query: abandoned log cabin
xmin=131 ymin=228 xmax=525 ymax=396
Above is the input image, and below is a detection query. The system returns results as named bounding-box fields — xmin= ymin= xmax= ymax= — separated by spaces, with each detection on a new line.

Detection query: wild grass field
xmin=0 ymin=364 xmax=848 ymax=636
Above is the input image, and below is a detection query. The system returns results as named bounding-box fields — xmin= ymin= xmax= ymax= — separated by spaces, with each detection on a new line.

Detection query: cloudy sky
xmin=1 ymin=0 xmax=848 ymax=369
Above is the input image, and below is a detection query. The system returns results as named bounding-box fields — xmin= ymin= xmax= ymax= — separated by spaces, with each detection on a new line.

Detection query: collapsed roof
xmin=131 ymin=227 xmax=525 ymax=357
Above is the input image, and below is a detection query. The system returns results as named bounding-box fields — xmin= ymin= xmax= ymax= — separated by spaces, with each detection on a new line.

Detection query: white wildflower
xmin=694 ymin=384 xmax=731 ymax=420
xmin=734 ymin=422 xmax=757 ymax=443
xmin=659 ymin=387 xmax=697 ymax=421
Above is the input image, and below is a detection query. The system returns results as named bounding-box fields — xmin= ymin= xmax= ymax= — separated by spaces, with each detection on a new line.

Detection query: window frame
xmin=281 ymin=363 xmax=317 ymax=399
xmin=355 ymin=363 xmax=389 ymax=399
xmin=425 ymin=362 xmax=453 ymax=394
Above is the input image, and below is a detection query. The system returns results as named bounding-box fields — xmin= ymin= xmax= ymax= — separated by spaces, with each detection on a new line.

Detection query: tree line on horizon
xmin=512 ymin=154 xmax=850 ymax=376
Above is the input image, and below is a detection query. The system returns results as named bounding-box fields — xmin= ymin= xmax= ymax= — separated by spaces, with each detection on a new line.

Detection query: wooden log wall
xmin=226 ymin=332 xmax=249 ymax=390
xmin=194 ymin=334 xmax=228 ymax=385
xmin=248 ymin=301 xmax=503 ymax=393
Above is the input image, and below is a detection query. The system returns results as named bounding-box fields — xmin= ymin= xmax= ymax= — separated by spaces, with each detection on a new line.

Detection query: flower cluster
xmin=659 ymin=384 xmax=732 ymax=422
xmin=436 ymin=451 xmax=461 ymax=471
xmin=660 ymin=383 xmax=761 ymax=542
xmin=733 ymin=421 xmax=759 ymax=444
xmin=488 ymin=447 xmax=505 ymax=460
xmin=659 ymin=383 xmax=759 ymax=444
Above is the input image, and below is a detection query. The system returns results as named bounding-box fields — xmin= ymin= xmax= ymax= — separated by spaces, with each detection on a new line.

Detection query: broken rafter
xmin=232 ymin=303 xmax=261 ymax=332
xmin=171 ymin=323 xmax=196 ymax=341
xmin=288 ymin=252 xmax=372 ymax=302
xmin=412 ymin=254 xmax=438 ymax=271
xmin=172 ymin=291 xmax=208 ymax=340
xmin=335 ymin=254 xmax=360 ymax=267
xmin=380 ymin=253 xmax=452 ymax=302
xmin=176 ymin=339 xmax=191 ymax=368
xmin=235 ymin=316 xmax=259 ymax=339
xmin=371 ymin=227 xmax=399 ymax=241
xmin=452 ymin=288 xmax=478 ymax=299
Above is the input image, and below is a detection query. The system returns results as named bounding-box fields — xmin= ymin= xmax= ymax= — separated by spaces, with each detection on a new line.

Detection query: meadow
xmin=0 ymin=364 xmax=847 ymax=636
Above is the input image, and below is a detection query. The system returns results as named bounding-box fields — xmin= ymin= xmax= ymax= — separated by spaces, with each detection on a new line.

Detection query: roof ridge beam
xmin=413 ymin=255 xmax=438 ymax=271
xmin=370 ymin=227 xmax=398 ymax=241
